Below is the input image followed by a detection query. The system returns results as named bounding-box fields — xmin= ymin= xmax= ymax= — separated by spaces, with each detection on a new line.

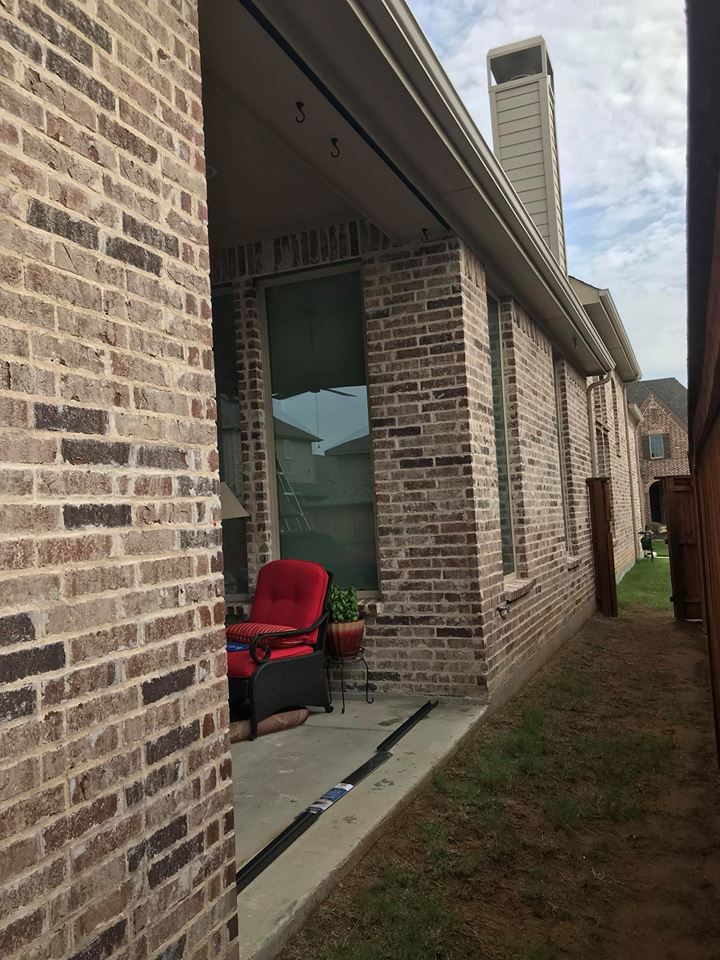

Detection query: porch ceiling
xmin=199 ymin=0 xmax=446 ymax=251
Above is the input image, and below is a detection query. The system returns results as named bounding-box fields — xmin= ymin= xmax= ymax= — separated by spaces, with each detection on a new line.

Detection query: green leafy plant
xmin=328 ymin=584 xmax=360 ymax=623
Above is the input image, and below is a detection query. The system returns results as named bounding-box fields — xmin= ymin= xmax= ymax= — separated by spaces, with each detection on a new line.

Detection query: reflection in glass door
xmin=264 ymin=269 xmax=377 ymax=590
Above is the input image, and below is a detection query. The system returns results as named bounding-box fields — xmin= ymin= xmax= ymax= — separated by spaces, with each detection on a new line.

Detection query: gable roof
xmin=273 ymin=417 xmax=321 ymax=443
xmin=324 ymin=433 xmax=371 ymax=456
xmin=626 ymin=378 xmax=688 ymax=426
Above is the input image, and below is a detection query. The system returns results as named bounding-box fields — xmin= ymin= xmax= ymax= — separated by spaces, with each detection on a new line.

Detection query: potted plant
xmin=326 ymin=585 xmax=364 ymax=659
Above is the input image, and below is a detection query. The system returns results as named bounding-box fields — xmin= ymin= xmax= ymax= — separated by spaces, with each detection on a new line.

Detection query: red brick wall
xmin=636 ymin=395 xmax=689 ymax=524
xmin=0 ymin=3 xmax=238 ymax=959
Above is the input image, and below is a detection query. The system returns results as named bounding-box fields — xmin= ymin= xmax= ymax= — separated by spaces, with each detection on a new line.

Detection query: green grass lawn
xmin=279 ymin=542 xmax=718 ymax=960
xmin=617 ymin=537 xmax=672 ymax=610
xmin=280 ymin=607 xmax=718 ymax=960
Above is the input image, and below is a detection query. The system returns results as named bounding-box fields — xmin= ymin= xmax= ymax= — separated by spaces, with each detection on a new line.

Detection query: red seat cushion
xmin=226 ymin=621 xmax=313 ymax=648
xmin=226 ymin=644 xmax=315 ymax=679
xmin=248 ymin=560 xmax=328 ymax=646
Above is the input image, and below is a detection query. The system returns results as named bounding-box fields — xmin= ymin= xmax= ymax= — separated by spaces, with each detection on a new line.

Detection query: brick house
xmin=0 ymin=6 xmax=643 ymax=960
xmin=626 ymin=378 xmax=689 ymax=525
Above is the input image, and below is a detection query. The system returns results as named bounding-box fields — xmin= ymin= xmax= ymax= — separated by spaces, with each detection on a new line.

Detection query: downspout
xmin=586 ymin=373 xmax=612 ymax=476
xmin=624 ymin=399 xmax=642 ymax=558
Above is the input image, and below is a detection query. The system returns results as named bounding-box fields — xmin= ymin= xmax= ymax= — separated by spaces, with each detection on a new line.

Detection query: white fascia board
xmin=570 ymin=276 xmax=642 ymax=382
xmin=598 ymin=289 xmax=643 ymax=382
xmin=349 ymin=0 xmax=614 ymax=374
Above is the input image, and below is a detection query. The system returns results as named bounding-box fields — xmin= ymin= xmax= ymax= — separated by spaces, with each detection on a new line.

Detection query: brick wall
xmin=211 ymin=223 xmax=599 ymax=698
xmin=636 ymin=395 xmax=689 ymax=524
xmin=555 ymin=356 xmax=593 ymax=557
xmin=0 ymin=3 xmax=238 ymax=959
xmin=482 ymin=299 xmax=595 ymax=691
xmin=364 ymin=235 xmax=492 ymax=695
xmin=591 ymin=374 xmax=642 ymax=577
xmin=213 ymin=225 xmax=492 ymax=696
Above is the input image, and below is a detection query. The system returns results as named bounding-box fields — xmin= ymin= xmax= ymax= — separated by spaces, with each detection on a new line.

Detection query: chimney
xmin=487 ymin=36 xmax=567 ymax=272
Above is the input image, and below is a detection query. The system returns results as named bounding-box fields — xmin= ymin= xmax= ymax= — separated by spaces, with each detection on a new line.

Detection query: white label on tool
xmin=306 ymin=782 xmax=355 ymax=815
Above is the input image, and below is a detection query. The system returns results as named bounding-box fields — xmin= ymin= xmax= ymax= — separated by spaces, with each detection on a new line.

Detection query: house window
xmin=487 ymin=297 xmax=515 ymax=575
xmin=212 ymin=292 xmax=249 ymax=597
xmin=263 ymin=267 xmax=378 ymax=591
xmin=649 ymin=433 xmax=665 ymax=459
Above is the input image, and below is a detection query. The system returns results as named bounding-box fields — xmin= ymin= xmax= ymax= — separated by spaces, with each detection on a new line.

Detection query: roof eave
xmin=569 ymin=276 xmax=641 ymax=382
xmin=598 ymin=289 xmax=642 ymax=382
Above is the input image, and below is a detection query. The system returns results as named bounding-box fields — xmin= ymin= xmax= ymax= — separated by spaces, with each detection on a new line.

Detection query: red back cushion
xmin=249 ymin=560 xmax=328 ymax=645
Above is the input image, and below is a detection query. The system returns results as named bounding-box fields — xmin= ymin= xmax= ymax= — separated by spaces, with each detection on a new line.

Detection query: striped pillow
xmin=226 ymin=621 xmax=310 ymax=649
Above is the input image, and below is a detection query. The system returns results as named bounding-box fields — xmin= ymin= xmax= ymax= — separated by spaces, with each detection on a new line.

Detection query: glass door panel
xmin=265 ymin=270 xmax=377 ymax=590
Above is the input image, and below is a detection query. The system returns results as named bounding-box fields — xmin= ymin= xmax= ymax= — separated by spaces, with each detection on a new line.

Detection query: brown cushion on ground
xmin=229 ymin=707 xmax=310 ymax=743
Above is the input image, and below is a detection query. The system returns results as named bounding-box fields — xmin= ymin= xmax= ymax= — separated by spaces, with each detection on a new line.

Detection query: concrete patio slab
xmin=231 ymin=694 xmax=486 ymax=960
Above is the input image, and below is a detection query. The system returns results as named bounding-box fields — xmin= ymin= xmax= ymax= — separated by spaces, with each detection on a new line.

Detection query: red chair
xmin=226 ymin=559 xmax=333 ymax=738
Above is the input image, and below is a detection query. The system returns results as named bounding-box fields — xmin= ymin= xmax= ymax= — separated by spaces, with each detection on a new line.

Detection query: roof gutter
xmin=349 ymin=0 xmax=614 ymax=374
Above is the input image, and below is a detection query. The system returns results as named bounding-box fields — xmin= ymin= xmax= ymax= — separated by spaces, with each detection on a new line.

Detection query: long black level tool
xmin=235 ymin=699 xmax=439 ymax=892
xmin=236 ymin=749 xmax=391 ymax=892
xmin=376 ymin=699 xmax=438 ymax=753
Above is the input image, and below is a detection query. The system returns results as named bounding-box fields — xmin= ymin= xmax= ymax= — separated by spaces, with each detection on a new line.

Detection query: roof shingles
xmin=626 ymin=378 xmax=688 ymax=426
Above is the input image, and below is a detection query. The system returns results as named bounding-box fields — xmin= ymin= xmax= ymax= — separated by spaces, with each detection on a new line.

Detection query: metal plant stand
xmin=326 ymin=648 xmax=374 ymax=714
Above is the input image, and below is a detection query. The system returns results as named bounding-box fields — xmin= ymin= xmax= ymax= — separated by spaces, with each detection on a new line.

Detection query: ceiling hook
xmin=421 ymin=227 xmax=429 ymax=243
xmin=330 ymin=137 xmax=340 ymax=159
xmin=295 ymin=101 xmax=305 ymax=123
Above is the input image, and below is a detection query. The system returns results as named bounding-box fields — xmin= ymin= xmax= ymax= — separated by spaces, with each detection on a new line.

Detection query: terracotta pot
xmin=326 ymin=617 xmax=365 ymax=659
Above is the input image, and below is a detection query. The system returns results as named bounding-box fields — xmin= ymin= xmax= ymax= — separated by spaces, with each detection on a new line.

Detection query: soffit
xmin=199 ymin=0 xmax=446 ymax=249
xmin=569 ymin=277 xmax=641 ymax=382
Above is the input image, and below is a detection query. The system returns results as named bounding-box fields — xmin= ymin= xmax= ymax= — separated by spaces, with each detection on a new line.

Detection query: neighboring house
xmin=273 ymin=417 xmax=320 ymax=488
xmin=626 ymin=378 xmax=689 ymax=525
xmin=0 ymin=7 xmax=644 ymax=960
xmin=570 ymin=279 xmax=645 ymax=577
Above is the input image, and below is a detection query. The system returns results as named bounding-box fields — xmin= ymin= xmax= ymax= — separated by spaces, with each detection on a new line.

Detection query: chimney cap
xmin=487 ymin=36 xmax=551 ymax=87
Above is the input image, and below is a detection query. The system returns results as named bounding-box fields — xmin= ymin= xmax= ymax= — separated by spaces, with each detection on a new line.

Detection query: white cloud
xmin=407 ymin=0 xmax=687 ymax=383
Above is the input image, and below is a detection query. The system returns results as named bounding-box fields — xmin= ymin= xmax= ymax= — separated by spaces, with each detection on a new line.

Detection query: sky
xmin=407 ymin=0 xmax=688 ymax=385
